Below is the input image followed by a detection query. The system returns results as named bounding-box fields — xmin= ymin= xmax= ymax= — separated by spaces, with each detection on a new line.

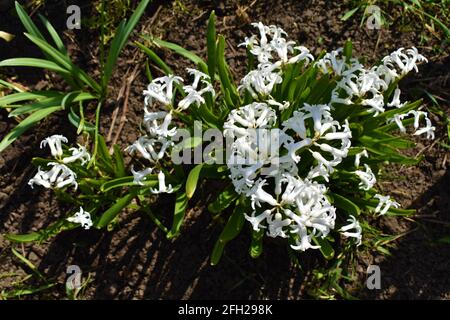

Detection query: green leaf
xmin=38 ymin=14 xmax=67 ymax=54
xmin=144 ymin=36 xmax=208 ymax=73
xmin=15 ymin=1 xmax=45 ymax=41
xmin=96 ymin=192 xmax=136 ymax=228
xmin=113 ymin=144 xmax=126 ymax=178
xmin=5 ymin=232 xmax=41 ymax=243
xmin=330 ymin=192 xmax=361 ymax=216
xmin=100 ymin=176 xmax=158 ymax=192
xmin=210 ymin=203 xmax=245 ymax=266
xmin=167 ymin=191 xmax=189 ymax=239
xmin=102 ymin=0 xmax=151 ymax=88
xmin=249 ymin=229 xmax=264 ymax=258
xmin=208 ymin=185 xmax=239 ymax=214
xmin=313 ymin=237 xmax=335 ymax=260
xmin=341 ymin=7 xmax=359 ymax=21
xmin=216 ymin=35 xmax=239 ymax=107
xmin=186 ymin=164 xmax=203 ymax=199
xmin=0 ymin=91 xmax=60 ymax=106
xmin=0 ymin=106 xmax=62 ymax=153
xmin=97 ymin=135 xmax=114 ymax=174
xmin=24 ymin=33 xmax=100 ymax=93
xmin=68 ymin=105 xmax=96 ymax=132
xmin=135 ymin=41 xmax=173 ymax=75
xmin=0 ymin=58 xmax=69 ymax=74
xmin=206 ymin=11 xmax=217 ymax=80
xmin=343 ymin=40 xmax=353 ymax=61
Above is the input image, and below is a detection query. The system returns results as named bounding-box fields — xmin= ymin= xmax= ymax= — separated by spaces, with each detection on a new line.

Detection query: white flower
xmin=62 ymin=146 xmax=91 ymax=165
xmin=244 ymin=209 xmax=271 ymax=232
xmin=224 ymin=102 xmax=277 ymax=138
xmin=267 ymin=99 xmax=290 ymax=111
xmin=387 ymin=88 xmax=406 ymax=108
xmin=387 ymin=110 xmax=435 ymax=139
xmin=381 ymin=47 xmax=427 ymax=77
xmin=354 ymin=164 xmax=376 ymax=191
xmin=374 ymin=194 xmax=400 ymax=215
xmin=315 ymin=48 xmax=363 ymax=76
xmin=412 ymin=113 xmax=435 ymax=140
xmin=143 ymin=75 xmax=183 ymax=108
xmin=144 ymin=111 xmax=177 ymax=138
xmin=28 ymin=162 xmax=78 ymax=190
xmin=340 ymin=215 xmax=362 ymax=246
xmin=150 ymin=171 xmax=173 ymax=194
xmin=40 ymin=135 xmax=68 ymax=158
xmin=238 ymin=64 xmax=282 ymax=98
xmin=249 ymin=179 xmax=278 ymax=209
xmin=354 ymin=149 xmax=368 ymax=167
xmin=361 ymin=91 xmax=385 ymax=116
xmin=67 ymin=207 xmax=93 ymax=230
xmin=126 ymin=136 xmax=172 ymax=163
xmin=131 ymin=166 xmax=153 ymax=186
xmin=288 ymin=46 xmax=314 ymax=65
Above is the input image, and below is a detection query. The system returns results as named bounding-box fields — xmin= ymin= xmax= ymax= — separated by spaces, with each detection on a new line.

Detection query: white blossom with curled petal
xmin=62 ymin=146 xmax=91 ymax=165
xmin=67 ymin=207 xmax=93 ymax=230
xmin=131 ymin=166 xmax=153 ymax=186
xmin=340 ymin=215 xmax=362 ymax=246
xmin=381 ymin=47 xmax=427 ymax=77
xmin=374 ymin=194 xmax=400 ymax=215
xmin=224 ymin=102 xmax=277 ymax=138
xmin=354 ymin=149 xmax=368 ymax=168
xmin=387 ymin=110 xmax=435 ymax=139
xmin=354 ymin=164 xmax=376 ymax=191
xmin=387 ymin=88 xmax=406 ymax=108
xmin=126 ymin=136 xmax=173 ymax=163
xmin=144 ymin=111 xmax=177 ymax=138
xmin=28 ymin=162 xmax=78 ymax=190
xmin=238 ymin=63 xmax=282 ymax=98
xmin=40 ymin=135 xmax=68 ymax=158
xmin=244 ymin=209 xmax=272 ymax=232
xmin=150 ymin=171 xmax=173 ymax=194
xmin=143 ymin=75 xmax=183 ymax=108
xmin=315 ymin=48 xmax=363 ymax=76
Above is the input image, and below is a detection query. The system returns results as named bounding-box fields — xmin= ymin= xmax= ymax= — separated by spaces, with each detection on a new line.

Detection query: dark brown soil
xmin=0 ymin=0 xmax=449 ymax=299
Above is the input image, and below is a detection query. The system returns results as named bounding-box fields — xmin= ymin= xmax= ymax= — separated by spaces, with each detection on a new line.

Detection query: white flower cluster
xmin=28 ymin=135 xmax=93 ymax=230
xmin=319 ymin=47 xmax=434 ymax=138
xmin=224 ymin=99 xmax=359 ymax=250
xmin=128 ymin=69 xmax=215 ymax=193
xmin=28 ymin=135 xmax=90 ymax=190
xmin=223 ymin=23 xmax=432 ymax=251
xmin=238 ymin=22 xmax=314 ymax=99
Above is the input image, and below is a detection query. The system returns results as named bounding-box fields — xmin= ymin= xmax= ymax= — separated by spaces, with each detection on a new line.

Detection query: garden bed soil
xmin=0 ymin=0 xmax=449 ymax=299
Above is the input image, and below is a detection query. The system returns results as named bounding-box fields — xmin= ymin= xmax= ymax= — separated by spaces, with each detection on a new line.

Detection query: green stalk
xmin=88 ymin=100 xmax=104 ymax=168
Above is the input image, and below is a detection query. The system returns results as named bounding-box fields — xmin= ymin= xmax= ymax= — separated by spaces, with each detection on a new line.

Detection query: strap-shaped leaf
xmin=103 ymin=0 xmax=151 ymax=87
xmin=167 ymin=191 xmax=189 ymax=239
xmin=206 ymin=11 xmax=217 ymax=79
xmin=24 ymin=33 xmax=100 ymax=93
xmin=0 ymin=58 xmax=69 ymax=74
xmin=210 ymin=202 xmax=245 ymax=265
xmin=96 ymin=192 xmax=136 ymax=228
xmin=313 ymin=237 xmax=335 ymax=260
xmin=249 ymin=229 xmax=264 ymax=258
xmin=186 ymin=164 xmax=203 ymax=199
xmin=208 ymin=185 xmax=239 ymax=214
xmin=330 ymin=192 xmax=361 ymax=216
xmin=0 ymin=106 xmax=62 ymax=152
xmin=38 ymin=14 xmax=67 ymax=54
